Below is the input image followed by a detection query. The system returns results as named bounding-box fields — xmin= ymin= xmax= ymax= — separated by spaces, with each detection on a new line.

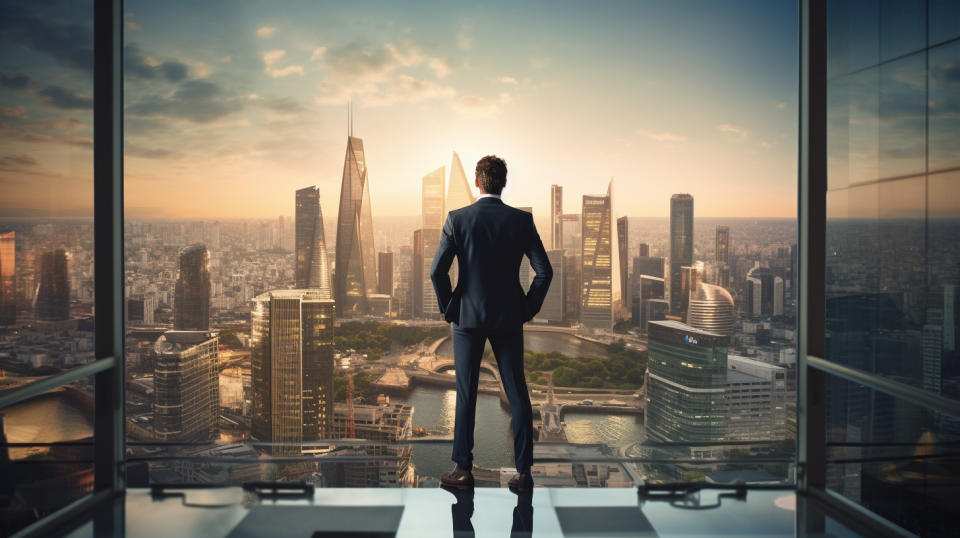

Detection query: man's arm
xmin=430 ymin=214 xmax=457 ymax=315
xmin=524 ymin=214 xmax=553 ymax=320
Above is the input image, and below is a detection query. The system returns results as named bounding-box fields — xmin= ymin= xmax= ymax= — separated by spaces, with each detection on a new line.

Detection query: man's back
xmin=430 ymin=197 xmax=552 ymax=330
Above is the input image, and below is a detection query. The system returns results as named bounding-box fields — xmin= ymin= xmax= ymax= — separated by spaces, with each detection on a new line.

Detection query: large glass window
xmin=118 ymin=0 xmax=800 ymax=489
xmin=0 ymin=0 xmax=97 ymax=534
xmin=825 ymin=1 xmax=960 ymax=534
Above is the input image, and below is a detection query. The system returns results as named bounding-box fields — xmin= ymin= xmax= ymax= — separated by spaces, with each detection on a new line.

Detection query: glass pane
xmin=0 ymin=0 xmax=96 ymax=383
xmin=825 ymin=376 xmax=960 ymax=537
xmin=929 ymin=0 xmax=960 ymax=47
xmin=827 ymin=0 xmax=879 ymax=79
xmin=878 ymin=53 xmax=925 ymax=179
xmin=124 ymin=0 xmax=798 ymax=487
xmin=879 ymin=0 xmax=926 ymax=62
xmin=929 ymin=40 xmax=960 ymax=172
xmin=0 ymin=377 xmax=95 ymax=536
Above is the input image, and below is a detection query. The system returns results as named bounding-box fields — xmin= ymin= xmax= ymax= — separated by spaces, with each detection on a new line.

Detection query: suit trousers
xmin=451 ymin=326 xmax=533 ymax=473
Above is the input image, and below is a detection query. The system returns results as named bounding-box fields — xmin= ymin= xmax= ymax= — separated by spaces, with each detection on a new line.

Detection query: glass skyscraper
xmin=669 ymin=193 xmax=694 ymax=315
xmin=295 ymin=186 xmax=329 ymax=290
xmin=36 ymin=249 xmax=69 ymax=321
xmin=551 ymin=184 xmax=563 ymax=250
xmin=645 ymin=320 xmax=728 ymax=444
xmin=334 ymin=135 xmax=377 ymax=316
xmin=581 ymin=183 xmax=613 ymax=329
xmin=251 ymin=289 xmax=336 ymax=456
xmin=686 ymin=282 xmax=736 ymax=337
xmin=153 ymin=330 xmax=220 ymax=442
xmin=378 ymin=251 xmax=393 ymax=296
xmin=561 ymin=213 xmax=581 ymax=323
xmin=0 ymin=231 xmax=14 ymax=325
xmin=174 ymin=244 xmax=210 ymax=331
xmin=420 ymin=167 xmax=445 ymax=319
xmin=617 ymin=216 xmax=629 ymax=312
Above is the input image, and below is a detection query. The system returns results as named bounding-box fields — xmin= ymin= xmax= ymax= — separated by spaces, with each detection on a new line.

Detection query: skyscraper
xmin=716 ymin=225 xmax=730 ymax=286
xmin=295 ymin=186 xmax=329 ymax=289
xmin=746 ymin=267 xmax=776 ymax=317
xmin=36 ymin=249 xmax=69 ymax=321
xmin=561 ymin=213 xmax=582 ymax=323
xmin=420 ymin=168 xmax=445 ymax=319
xmin=412 ymin=229 xmax=423 ymax=318
xmin=174 ymin=245 xmax=210 ymax=331
xmin=645 ymin=320 xmax=727 ymax=444
xmin=638 ymin=243 xmax=650 ymax=258
xmin=581 ymin=184 xmax=613 ymax=329
xmin=420 ymin=229 xmax=441 ymax=318
xmin=154 ymin=330 xmax=220 ymax=442
xmin=686 ymin=282 xmax=736 ymax=336
xmin=251 ymin=288 xmax=335 ymax=455
xmin=617 ymin=216 xmax=629 ymax=310
xmin=446 ymin=152 xmax=474 ymax=211
xmin=422 ymin=167 xmax=445 ymax=231
xmin=378 ymin=252 xmax=394 ymax=296
xmin=679 ymin=263 xmax=703 ymax=320
xmin=551 ymin=185 xmax=563 ymax=249
xmin=0 ymin=231 xmax=14 ymax=325
xmin=335 ymin=135 xmax=377 ymax=316
xmin=535 ymin=250 xmax=565 ymax=323
xmin=669 ymin=194 xmax=694 ymax=315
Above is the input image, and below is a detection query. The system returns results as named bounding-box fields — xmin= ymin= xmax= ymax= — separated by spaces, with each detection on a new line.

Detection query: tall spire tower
xmin=334 ymin=106 xmax=377 ymax=315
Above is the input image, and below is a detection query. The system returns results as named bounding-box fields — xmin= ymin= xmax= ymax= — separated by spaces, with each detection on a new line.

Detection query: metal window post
xmin=93 ymin=0 xmax=125 ymax=495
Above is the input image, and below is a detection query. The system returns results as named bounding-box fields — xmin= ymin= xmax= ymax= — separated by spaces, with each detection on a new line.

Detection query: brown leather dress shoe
xmin=441 ymin=465 xmax=475 ymax=488
xmin=508 ymin=472 xmax=534 ymax=492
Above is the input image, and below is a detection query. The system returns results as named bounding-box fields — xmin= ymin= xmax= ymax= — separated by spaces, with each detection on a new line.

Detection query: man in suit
xmin=431 ymin=155 xmax=553 ymax=492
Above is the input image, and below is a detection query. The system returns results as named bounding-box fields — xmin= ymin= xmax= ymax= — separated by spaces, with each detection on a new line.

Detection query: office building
xmin=36 ymin=249 xmax=69 ymax=321
xmin=633 ymin=255 xmax=665 ymax=280
xmin=638 ymin=242 xmax=650 ymax=257
xmin=535 ymin=250 xmax=565 ymax=323
xmin=377 ymin=252 xmax=393 ymax=296
xmin=422 ymin=167 xmax=445 ymax=231
xmin=153 ymin=330 xmax=220 ymax=442
xmin=581 ymin=184 xmax=613 ymax=330
xmin=561 ymin=213 xmax=582 ymax=323
xmin=551 ymin=184 xmax=563 ymax=249
xmin=773 ymin=276 xmax=784 ymax=316
xmin=679 ymin=263 xmax=703 ymax=320
xmin=415 ymin=228 xmax=441 ymax=319
xmin=617 ymin=216 xmax=629 ymax=310
xmin=411 ymin=229 xmax=424 ymax=318
xmin=632 ymin=275 xmax=665 ymax=327
xmin=0 ymin=231 xmax=14 ymax=325
xmin=329 ymin=402 xmax=416 ymax=488
xmin=174 ymin=245 xmax=210 ymax=331
xmin=922 ymin=309 xmax=943 ymax=394
xmin=726 ymin=355 xmax=788 ymax=441
xmin=669 ymin=194 xmax=694 ymax=315
xmin=645 ymin=320 xmax=727 ymax=444
xmin=295 ymin=186 xmax=329 ymax=289
xmin=686 ymin=282 xmax=737 ymax=336
xmin=716 ymin=225 xmax=730 ymax=286
xmin=746 ymin=267 xmax=776 ymax=317
xmin=251 ymin=288 xmax=335 ymax=455
xmin=643 ymin=299 xmax=669 ymax=332
xmin=334 ymin=135 xmax=377 ymax=316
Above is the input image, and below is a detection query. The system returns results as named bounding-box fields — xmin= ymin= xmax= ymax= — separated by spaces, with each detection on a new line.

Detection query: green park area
xmin=485 ymin=340 xmax=648 ymax=390
xmin=335 ymin=321 xmax=449 ymax=359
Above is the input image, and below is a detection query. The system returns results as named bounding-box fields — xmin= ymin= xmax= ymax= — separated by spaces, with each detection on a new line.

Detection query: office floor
xmin=63 ymin=487 xmax=867 ymax=537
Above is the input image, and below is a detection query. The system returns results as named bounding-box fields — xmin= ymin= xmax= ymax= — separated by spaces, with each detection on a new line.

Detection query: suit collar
xmin=474 ymin=196 xmax=503 ymax=204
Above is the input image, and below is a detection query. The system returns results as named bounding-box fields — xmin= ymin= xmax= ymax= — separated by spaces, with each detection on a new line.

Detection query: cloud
xmin=40 ymin=85 xmax=93 ymax=109
xmin=359 ymin=74 xmax=455 ymax=107
xmin=263 ymin=96 xmax=304 ymax=114
xmin=125 ymin=44 xmax=190 ymax=83
xmin=257 ymin=26 xmax=276 ymax=37
xmin=0 ymin=72 xmax=34 ymax=91
xmin=125 ymin=21 xmax=142 ymax=31
xmin=452 ymin=92 xmax=512 ymax=117
xmin=428 ymin=57 xmax=451 ymax=78
xmin=717 ymin=123 xmax=748 ymax=137
xmin=638 ymin=130 xmax=687 ymax=142
xmin=498 ymin=76 xmax=518 ymax=85
xmin=311 ymin=47 xmax=327 ymax=61
xmin=126 ymin=79 xmax=243 ymax=123
xmin=0 ymin=154 xmax=38 ymax=168
xmin=457 ymin=24 xmax=473 ymax=50
xmin=263 ymin=50 xmax=304 ymax=78
xmin=26 ymin=117 xmax=85 ymax=131
xmin=64 ymin=136 xmax=92 ymax=146
xmin=0 ymin=4 xmax=93 ymax=72
xmin=0 ymin=106 xmax=26 ymax=118
xmin=126 ymin=144 xmax=177 ymax=159
xmin=530 ymin=56 xmax=549 ymax=69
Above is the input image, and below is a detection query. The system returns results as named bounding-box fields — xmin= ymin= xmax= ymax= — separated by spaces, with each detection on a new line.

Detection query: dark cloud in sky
xmin=0 ymin=72 xmax=34 ymax=91
xmin=127 ymin=79 xmax=243 ymax=123
xmin=0 ymin=154 xmax=39 ymax=168
xmin=125 ymin=44 xmax=190 ymax=83
xmin=0 ymin=1 xmax=93 ymax=73
xmin=40 ymin=85 xmax=93 ymax=110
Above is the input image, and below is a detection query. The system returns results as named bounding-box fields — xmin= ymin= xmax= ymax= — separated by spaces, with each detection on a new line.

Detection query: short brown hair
xmin=475 ymin=155 xmax=507 ymax=195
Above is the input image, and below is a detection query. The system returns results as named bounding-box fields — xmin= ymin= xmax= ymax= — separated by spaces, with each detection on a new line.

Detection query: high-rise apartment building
xmin=669 ymin=194 xmax=694 ymax=315
xmin=295 ymin=186 xmax=329 ymax=289
xmin=335 ymin=135 xmax=377 ymax=316
xmin=617 ymin=216 xmax=629 ymax=311
xmin=551 ymin=184 xmax=563 ymax=250
xmin=581 ymin=185 xmax=613 ymax=329
xmin=0 ymin=231 xmax=14 ymax=325
xmin=645 ymin=320 xmax=727 ymax=444
xmin=36 ymin=249 xmax=69 ymax=321
xmin=251 ymin=288 xmax=335 ymax=455
xmin=153 ymin=330 xmax=220 ymax=442
xmin=174 ymin=245 xmax=210 ymax=331
xmin=378 ymin=252 xmax=394 ymax=296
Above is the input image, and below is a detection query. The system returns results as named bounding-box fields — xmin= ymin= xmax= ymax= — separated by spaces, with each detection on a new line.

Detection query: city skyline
xmin=0 ymin=0 xmax=800 ymax=220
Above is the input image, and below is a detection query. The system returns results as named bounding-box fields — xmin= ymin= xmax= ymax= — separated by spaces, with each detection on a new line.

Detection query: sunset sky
xmin=0 ymin=0 xmax=799 ymax=220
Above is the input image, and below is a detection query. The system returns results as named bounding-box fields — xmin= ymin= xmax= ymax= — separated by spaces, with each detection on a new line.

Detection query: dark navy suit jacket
xmin=430 ymin=196 xmax=553 ymax=329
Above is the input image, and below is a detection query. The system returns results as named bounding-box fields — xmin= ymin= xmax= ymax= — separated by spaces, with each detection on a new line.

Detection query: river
xmin=391 ymin=385 xmax=644 ymax=481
